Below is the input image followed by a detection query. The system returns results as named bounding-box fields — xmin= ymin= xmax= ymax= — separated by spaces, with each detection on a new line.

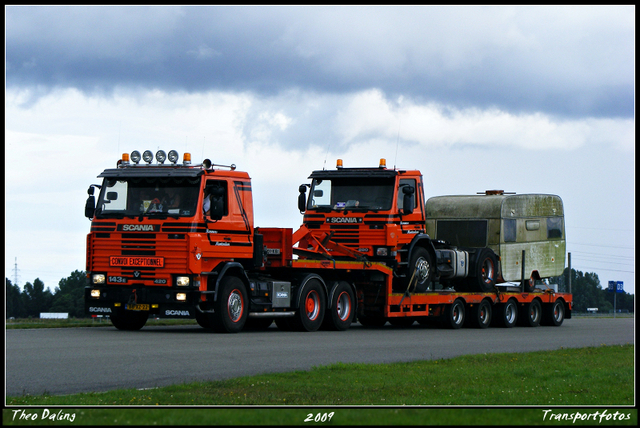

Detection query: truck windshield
xmin=307 ymin=178 xmax=395 ymax=211
xmin=95 ymin=177 xmax=200 ymax=218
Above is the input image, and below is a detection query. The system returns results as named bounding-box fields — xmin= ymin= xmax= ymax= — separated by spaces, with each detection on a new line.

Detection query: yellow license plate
xmin=125 ymin=304 xmax=149 ymax=311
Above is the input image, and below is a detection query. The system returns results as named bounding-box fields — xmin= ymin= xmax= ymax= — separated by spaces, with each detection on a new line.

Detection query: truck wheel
xmin=291 ymin=279 xmax=326 ymax=332
xmin=542 ymin=300 xmax=565 ymax=327
xmin=210 ymin=276 xmax=248 ymax=333
xmin=467 ymin=300 xmax=492 ymax=329
xmin=404 ymin=247 xmax=433 ymax=293
xmin=322 ymin=281 xmax=355 ymax=331
xmin=492 ymin=299 xmax=518 ymax=328
xmin=470 ymin=249 xmax=498 ymax=293
xmin=358 ymin=314 xmax=387 ymax=327
xmin=110 ymin=309 xmax=149 ymax=331
xmin=519 ymin=299 xmax=542 ymax=327
xmin=439 ymin=299 xmax=465 ymax=329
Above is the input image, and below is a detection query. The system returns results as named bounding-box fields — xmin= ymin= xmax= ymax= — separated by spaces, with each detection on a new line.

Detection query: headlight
xmin=168 ymin=150 xmax=179 ymax=164
xmin=143 ymin=150 xmax=154 ymax=163
xmin=376 ymin=247 xmax=389 ymax=257
xmin=156 ymin=150 xmax=167 ymax=164
xmin=90 ymin=289 xmax=101 ymax=298
xmin=92 ymin=274 xmax=106 ymax=284
xmin=131 ymin=150 xmax=141 ymax=164
xmin=176 ymin=293 xmax=187 ymax=301
xmin=176 ymin=276 xmax=190 ymax=287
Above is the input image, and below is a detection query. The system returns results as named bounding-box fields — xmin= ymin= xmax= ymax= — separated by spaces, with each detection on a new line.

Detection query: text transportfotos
xmin=542 ymin=409 xmax=631 ymax=423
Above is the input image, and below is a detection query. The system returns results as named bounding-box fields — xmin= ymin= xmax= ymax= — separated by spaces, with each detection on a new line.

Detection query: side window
xmin=397 ymin=179 xmax=416 ymax=211
xmin=504 ymin=219 xmax=517 ymax=242
xmin=204 ymin=180 xmax=228 ymax=220
xmin=547 ymin=217 xmax=563 ymax=239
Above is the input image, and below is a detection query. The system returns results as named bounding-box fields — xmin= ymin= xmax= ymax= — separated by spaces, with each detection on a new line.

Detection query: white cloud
xmin=334 ymin=89 xmax=634 ymax=152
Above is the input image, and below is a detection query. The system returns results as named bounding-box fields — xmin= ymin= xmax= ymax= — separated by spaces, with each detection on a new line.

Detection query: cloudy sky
xmin=5 ymin=5 xmax=635 ymax=295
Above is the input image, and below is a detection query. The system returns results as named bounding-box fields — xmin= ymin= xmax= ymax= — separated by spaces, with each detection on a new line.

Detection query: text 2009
xmin=304 ymin=412 xmax=334 ymax=423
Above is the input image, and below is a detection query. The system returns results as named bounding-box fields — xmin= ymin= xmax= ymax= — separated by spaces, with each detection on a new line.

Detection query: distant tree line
xmin=6 ymin=270 xmax=86 ymax=318
xmin=4 ymin=268 xmax=634 ymax=319
xmin=552 ymin=268 xmax=634 ymax=313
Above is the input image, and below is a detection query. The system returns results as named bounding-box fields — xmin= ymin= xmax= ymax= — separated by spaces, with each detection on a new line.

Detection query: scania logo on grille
xmin=133 ymin=271 xmax=141 ymax=278
xmin=118 ymin=224 xmax=158 ymax=232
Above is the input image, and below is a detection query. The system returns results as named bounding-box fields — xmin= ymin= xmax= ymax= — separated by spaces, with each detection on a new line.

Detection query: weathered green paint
xmin=425 ymin=194 xmax=565 ymax=281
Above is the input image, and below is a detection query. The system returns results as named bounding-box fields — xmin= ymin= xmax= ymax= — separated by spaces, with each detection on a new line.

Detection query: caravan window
xmin=504 ymin=219 xmax=516 ymax=242
xmin=547 ymin=217 xmax=563 ymax=239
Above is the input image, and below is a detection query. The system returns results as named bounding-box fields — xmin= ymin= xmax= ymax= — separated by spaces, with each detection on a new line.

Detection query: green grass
xmin=7 ymin=344 xmax=633 ymax=406
xmin=5 ymin=317 xmax=196 ymax=329
xmin=4 ymin=345 xmax=635 ymax=426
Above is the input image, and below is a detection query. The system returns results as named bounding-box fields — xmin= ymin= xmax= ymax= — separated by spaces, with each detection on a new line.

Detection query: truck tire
xmin=210 ymin=276 xmax=248 ymax=333
xmin=110 ymin=309 xmax=149 ymax=331
xmin=542 ymin=300 xmax=565 ymax=327
xmin=467 ymin=299 xmax=492 ymax=329
xmin=291 ymin=278 xmax=326 ymax=332
xmin=402 ymin=247 xmax=433 ymax=293
xmin=439 ymin=299 xmax=465 ymax=329
xmin=322 ymin=281 xmax=355 ymax=331
xmin=469 ymin=249 xmax=498 ymax=293
xmin=492 ymin=299 xmax=518 ymax=328
xmin=518 ymin=299 xmax=542 ymax=327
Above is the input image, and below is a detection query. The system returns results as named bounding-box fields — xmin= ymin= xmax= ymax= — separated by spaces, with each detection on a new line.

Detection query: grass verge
xmin=7 ymin=344 xmax=633 ymax=406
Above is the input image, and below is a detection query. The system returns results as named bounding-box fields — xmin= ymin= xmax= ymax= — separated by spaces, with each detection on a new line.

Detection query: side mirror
xmin=85 ymin=186 xmax=96 ymax=219
xmin=402 ymin=186 xmax=415 ymax=215
xmin=85 ymin=195 xmax=96 ymax=219
xmin=298 ymin=185 xmax=307 ymax=213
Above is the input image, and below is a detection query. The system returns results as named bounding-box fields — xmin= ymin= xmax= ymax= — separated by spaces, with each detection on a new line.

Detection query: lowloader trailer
xmin=85 ymin=151 xmax=571 ymax=332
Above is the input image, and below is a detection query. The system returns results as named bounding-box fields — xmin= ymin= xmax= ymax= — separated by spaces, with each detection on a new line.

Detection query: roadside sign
xmin=608 ymin=281 xmax=624 ymax=293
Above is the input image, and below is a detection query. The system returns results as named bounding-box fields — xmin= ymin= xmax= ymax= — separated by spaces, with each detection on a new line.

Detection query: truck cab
xmin=297 ymin=159 xmax=435 ymax=292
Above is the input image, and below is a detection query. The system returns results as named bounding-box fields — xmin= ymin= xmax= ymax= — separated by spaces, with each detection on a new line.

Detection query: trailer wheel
xmin=542 ymin=300 xmax=565 ymax=327
xmin=467 ymin=300 xmax=492 ymax=329
xmin=492 ymin=299 xmax=518 ymax=328
xmin=404 ymin=247 xmax=434 ymax=293
xmin=439 ymin=299 xmax=465 ymax=329
xmin=210 ymin=276 xmax=248 ymax=333
xmin=519 ymin=299 xmax=542 ymax=327
xmin=110 ymin=309 xmax=149 ymax=331
xmin=322 ymin=281 xmax=355 ymax=331
xmin=470 ymin=249 xmax=498 ymax=293
xmin=291 ymin=278 xmax=326 ymax=332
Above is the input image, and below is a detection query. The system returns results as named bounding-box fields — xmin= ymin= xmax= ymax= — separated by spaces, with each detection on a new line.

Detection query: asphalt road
xmin=6 ymin=317 xmax=634 ymax=397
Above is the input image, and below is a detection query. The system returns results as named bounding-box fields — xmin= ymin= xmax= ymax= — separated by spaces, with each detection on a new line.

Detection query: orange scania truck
xmin=84 ymin=150 xmax=571 ymax=332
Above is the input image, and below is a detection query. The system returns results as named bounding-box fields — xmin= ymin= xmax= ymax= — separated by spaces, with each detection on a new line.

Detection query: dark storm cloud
xmin=6 ymin=5 xmax=634 ymax=118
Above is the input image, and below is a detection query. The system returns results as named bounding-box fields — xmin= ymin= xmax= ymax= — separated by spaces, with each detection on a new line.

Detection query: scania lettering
xmin=85 ymin=150 xmax=571 ymax=333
